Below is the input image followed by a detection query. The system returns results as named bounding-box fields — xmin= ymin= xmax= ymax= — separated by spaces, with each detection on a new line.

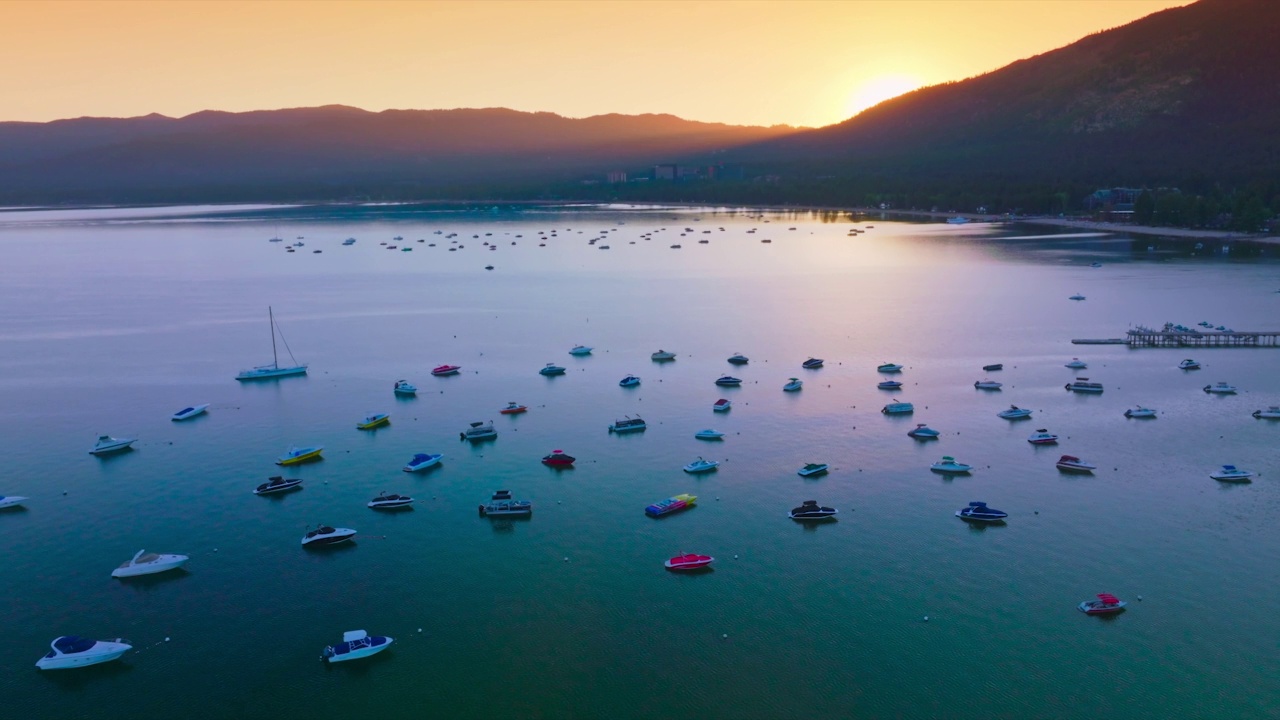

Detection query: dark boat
xmin=367 ymin=492 xmax=414 ymax=509
xmin=301 ymin=525 xmax=356 ymax=547
xmin=541 ymin=450 xmax=576 ymax=466
xmin=254 ymin=476 xmax=303 ymax=495
xmin=802 ymin=358 xmax=824 ymax=369
xmin=715 ymin=376 xmax=742 ymax=386
xmin=955 ymin=501 xmax=1007 ymax=523
xmin=983 ymin=364 xmax=1003 ymax=372
xmin=788 ymin=500 xmax=838 ymax=520
xmin=727 ymin=354 xmax=749 ymax=365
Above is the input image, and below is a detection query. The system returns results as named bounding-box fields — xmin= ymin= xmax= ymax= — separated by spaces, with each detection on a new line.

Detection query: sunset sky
xmin=3 ymin=0 xmax=1193 ymax=128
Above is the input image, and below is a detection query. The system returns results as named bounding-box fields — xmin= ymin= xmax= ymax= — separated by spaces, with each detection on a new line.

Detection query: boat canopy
xmin=54 ymin=636 xmax=95 ymax=654
xmin=1096 ymin=593 xmax=1120 ymax=604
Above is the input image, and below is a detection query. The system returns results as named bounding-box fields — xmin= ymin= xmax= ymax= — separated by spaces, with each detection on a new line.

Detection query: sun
xmin=845 ymin=75 xmax=923 ymax=119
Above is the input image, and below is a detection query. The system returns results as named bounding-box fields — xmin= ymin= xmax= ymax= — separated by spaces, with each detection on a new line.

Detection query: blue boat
xmin=955 ymin=501 xmax=1007 ymax=523
xmin=619 ymin=375 xmax=641 ymax=388
xmin=322 ymin=630 xmax=393 ymax=663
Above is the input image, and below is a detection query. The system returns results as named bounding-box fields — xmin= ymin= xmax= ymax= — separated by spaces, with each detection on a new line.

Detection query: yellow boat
xmin=276 ymin=445 xmax=323 ymax=466
xmin=357 ymin=413 xmax=390 ymax=430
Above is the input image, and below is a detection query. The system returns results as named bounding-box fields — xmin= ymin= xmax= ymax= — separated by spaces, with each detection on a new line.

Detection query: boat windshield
xmin=54 ymin=636 xmax=96 ymax=654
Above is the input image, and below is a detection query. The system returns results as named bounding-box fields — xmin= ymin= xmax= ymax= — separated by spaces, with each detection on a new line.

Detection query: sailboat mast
xmin=269 ymin=306 xmax=279 ymax=370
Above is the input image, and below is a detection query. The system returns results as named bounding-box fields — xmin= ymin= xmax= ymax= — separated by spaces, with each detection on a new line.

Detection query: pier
xmin=1074 ymin=324 xmax=1280 ymax=347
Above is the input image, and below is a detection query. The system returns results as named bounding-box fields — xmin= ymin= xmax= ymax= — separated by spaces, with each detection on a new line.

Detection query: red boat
xmin=664 ymin=554 xmax=714 ymax=570
xmin=1078 ymin=593 xmax=1127 ymax=615
xmin=713 ymin=399 xmax=732 ymax=412
xmin=431 ymin=365 xmax=461 ymax=376
xmin=500 ymin=402 xmax=527 ymax=415
xmin=541 ymin=450 xmax=575 ymax=466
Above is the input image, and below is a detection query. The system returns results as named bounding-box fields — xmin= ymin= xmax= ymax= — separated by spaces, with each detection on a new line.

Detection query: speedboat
xmin=727 ymin=354 xmax=749 ymax=365
xmin=877 ymin=363 xmax=903 ymax=373
xmin=1027 ymin=429 xmax=1059 ymax=445
xmin=1090 ymin=262 xmax=1102 ymax=268
xmin=277 ymin=445 xmax=324 ymax=465
xmin=111 ymin=549 xmax=189 ymax=578
xmin=608 ymin=416 xmax=647 ymax=433
xmin=797 ymin=463 xmax=829 ymax=477
xmin=500 ymin=402 xmax=527 ymax=415
xmin=619 ymin=374 xmax=641 ymax=387
xmin=1064 ymin=358 xmax=1088 ymax=369
xmin=998 ymin=405 xmax=1032 ymax=420
xmin=541 ymin=450 xmax=576 ymax=466
xmin=788 ymin=500 xmax=838 ymax=520
xmin=342 ymin=238 xmax=355 ymax=245
xmin=683 ymin=457 xmax=719 ymax=474
xmin=931 ymin=456 xmax=973 ymax=474
xmin=403 ymin=453 xmax=443 ymax=472
xmin=1178 ymin=359 xmax=1201 ymax=370
xmin=651 ymin=349 xmax=676 ymax=361
xmin=645 ymin=494 xmax=697 ymax=517
xmin=695 ymin=429 xmax=724 ymax=440
xmin=539 ymin=363 xmax=566 ymax=376
xmin=479 ymin=489 xmax=531 ymax=517
xmin=1056 ymin=455 xmax=1097 ymax=473
xmin=908 ymin=424 xmax=940 ymax=439
xmin=322 ymin=630 xmax=393 ymax=663
xmin=881 ymin=401 xmax=914 ymax=414
xmin=90 ymin=435 xmax=135 ymax=455
xmin=357 ymin=413 xmax=390 ymax=430
xmin=1069 ymin=294 xmax=1086 ymax=301
xmin=802 ymin=358 xmax=824 ymax=369
xmin=368 ymin=492 xmax=414 ymax=509
xmin=782 ymin=378 xmax=803 ymax=392
xmin=715 ymin=375 xmax=742 ymax=386
xmin=171 ymin=404 xmax=209 ymax=421
xmin=665 ymin=554 xmax=714 ymax=570
xmin=35 ymin=636 xmax=132 ymax=670
xmin=955 ymin=501 xmax=1007 ymax=522
xmin=431 ymin=364 xmax=461 ymax=376
xmin=0 ymin=495 xmax=28 ymax=509
xmin=1253 ymin=406 xmax=1280 ymax=419
xmin=1124 ymin=406 xmax=1157 ymax=418
xmin=254 ymin=476 xmax=303 ymax=495
xmin=982 ymin=364 xmax=1003 ymax=372
xmin=301 ymin=525 xmax=356 ymax=547
xmin=713 ymin=399 xmax=732 ymax=412
xmin=877 ymin=380 xmax=903 ymax=390
xmin=568 ymin=345 xmax=593 ymax=356
xmin=1078 ymin=593 xmax=1127 ymax=615
xmin=393 ymin=380 xmax=417 ymax=396
xmin=1210 ymin=465 xmax=1253 ymax=482
xmin=461 ymin=421 xmax=497 ymax=441
xmin=1204 ymin=382 xmax=1238 ymax=394
xmin=974 ymin=380 xmax=1003 ymax=390
xmin=1065 ymin=379 xmax=1104 ymax=393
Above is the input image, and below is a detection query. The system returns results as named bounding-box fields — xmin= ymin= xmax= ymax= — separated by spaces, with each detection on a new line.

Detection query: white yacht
xmin=322 ymin=630 xmax=393 ymax=663
xmin=171 ymin=404 xmax=209 ymax=421
xmin=568 ymin=345 xmax=593 ymax=356
xmin=1253 ymin=406 xmax=1280 ymax=419
xmin=1203 ymin=382 xmax=1238 ymax=394
xmin=111 ymin=549 xmax=190 ymax=578
xmin=1124 ymin=406 xmax=1157 ymax=418
xmin=90 ymin=435 xmax=135 ymax=455
xmin=0 ymin=495 xmax=28 ymax=509
xmin=1210 ymin=465 xmax=1253 ymax=483
xmin=998 ymin=406 xmax=1033 ymax=420
xmin=1064 ymin=358 xmax=1088 ymax=369
xmin=35 ymin=636 xmax=132 ymax=670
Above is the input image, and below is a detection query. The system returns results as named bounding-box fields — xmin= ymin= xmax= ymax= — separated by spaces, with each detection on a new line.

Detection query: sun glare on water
xmin=844 ymin=75 xmax=922 ymax=119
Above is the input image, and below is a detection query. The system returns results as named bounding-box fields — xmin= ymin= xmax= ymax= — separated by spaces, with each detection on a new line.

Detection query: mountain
xmin=0 ymin=106 xmax=797 ymax=204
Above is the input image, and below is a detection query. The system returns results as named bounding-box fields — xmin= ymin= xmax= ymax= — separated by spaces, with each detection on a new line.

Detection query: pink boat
xmin=1078 ymin=593 xmax=1127 ymax=615
xmin=431 ymin=364 xmax=461 ymax=376
xmin=664 ymin=554 xmax=714 ymax=570
xmin=713 ymin=399 xmax=732 ymax=412
xmin=541 ymin=450 xmax=575 ymax=467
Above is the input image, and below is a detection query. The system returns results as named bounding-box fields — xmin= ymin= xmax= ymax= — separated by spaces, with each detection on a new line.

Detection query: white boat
xmin=683 ymin=457 xmax=720 ymax=474
xmin=539 ymin=363 xmax=566 ymax=376
xmin=1204 ymin=382 xmax=1238 ymax=394
xmin=998 ymin=405 xmax=1032 ymax=420
xmin=171 ymin=404 xmax=209 ymax=421
xmin=1124 ymin=406 xmax=1157 ymax=418
xmin=1253 ymin=406 xmax=1280 ymax=419
xmin=1178 ymin=359 xmax=1201 ymax=370
xmin=569 ymin=345 xmax=593 ymax=356
xmin=111 ymin=549 xmax=189 ymax=578
xmin=877 ymin=363 xmax=903 ymax=373
xmin=368 ymin=492 xmax=414 ymax=509
xmin=1027 ymin=429 xmax=1059 ymax=445
xmin=235 ymin=307 xmax=307 ymax=380
xmin=797 ymin=463 xmax=829 ymax=477
xmin=651 ymin=349 xmax=676 ymax=361
xmin=619 ymin=374 xmax=641 ymax=387
xmin=881 ymin=401 xmax=914 ymax=414
xmin=254 ymin=476 xmax=303 ymax=495
xmin=322 ymin=630 xmax=393 ymax=663
xmin=461 ymin=421 xmax=497 ymax=441
xmin=393 ymin=380 xmax=417 ymax=396
xmin=974 ymin=380 xmax=1002 ymax=390
xmin=609 ymin=416 xmax=647 ymax=433
xmin=782 ymin=378 xmax=803 ymax=392
xmin=301 ymin=525 xmax=356 ymax=547
xmin=907 ymin=424 xmax=939 ymax=439
xmin=90 ymin=435 xmax=135 ymax=455
xmin=1210 ymin=465 xmax=1253 ymax=483
xmin=403 ymin=453 xmax=443 ymax=472
xmin=480 ymin=489 xmax=532 ymax=517
xmin=1064 ymin=358 xmax=1088 ymax=369
xmin=877 ymin=380 xmax=903 ymax=390
xmin=930 ymin=456 xmax=972 ymax=474
xmin=35 ymin=636 xmax=132 ymax=670
xmin=0 ymin=495 xmax=28 ymax=509
xmin=1056 ymin=455 xmax=1097 ymax=473
xmin=694 ymin=429 xmax=724 ymax=440
xmin=713 ymin=399 xmax=732 ymax=412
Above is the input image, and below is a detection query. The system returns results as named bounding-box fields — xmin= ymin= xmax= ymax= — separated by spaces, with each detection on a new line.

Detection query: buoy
xmin=213 ymin=548 xmax=219 ymax=552
xmin=418 ymin=628 xmax=423 ymax=633
xmin=165 ymin=637 xmax=171 ymax=642
xmin=1137 ymin=595 xmax=1143 ymax=601
xmin=563 ymin=557 xmax=569 ymax=562
xmin=923 ymin=616 xmax=929 ymax=622
xmin=734 ymin=554 xmax=738 ymax=559
xmin=722 ymin=634 xmax=728 ymax=639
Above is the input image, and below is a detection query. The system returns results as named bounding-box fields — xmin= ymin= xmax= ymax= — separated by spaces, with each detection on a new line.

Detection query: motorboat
xmin=651 ymin=349 xmax=676 ymax=361
xmin=1069 ymin=294 xmax=1086 ymax=301
xmin=539 ymin=363 xmax=566 ymax=376
xmin=90 ymin=435 xmax=136 ymax=455
xmin=727 ymin=354 xmax=749 ymax=365
xmin=1078 ymin=593 xmax=1127 ymax=615
xmin=479 ymin=489 xmax=531 ymax=517
xmin=788 ymin=500 xmax=838 ymax=520
xmin=908 ymin=424 xmax=940 ymax=439
xmin=393 ymin=380 xmax=417 ymax=396
xmin=1065 ymin=379 xmax=1104 ymax=393
xmin=171 ymin=404 xmax=209 ymax=421
xmin=0 ymin=495 xmax=28 ymax=509
xmin=35 ymin=636 xmax=132 ymax=670
xmin=500 ymin=402 xmax=528 ymax=415
xmin=568 ymin=345 xmax=593 ymax=356
xmin=431 ymin=364 xmax=462 ymax=376
xmin=715 ymin=375 xmax=742 ymax=386
xmin=368 ymin=492 xmax=414 ymax=509
xmin=1204 ymin=382 xmax=1238 ymax=394
xmin=998 ymin=405 xmax=1032 ymax=420
xmin=1056 ymin=455 xmax=1097 ymax=473
xmin=1090 ymin=262 xmax=1102 ymax=268
xmin=608 ymin=416 xmax=647 ymax=433
xmin=645 ymin=494 xmax=697 ymax=517
xmin=342 ymin=238 xmax=356 ymax=245
xmin=974 ymin=380 xmax=1003 ymax=390
xmin=683 ymin=457 xmax=719 ymax=473
xmin=277 ymin=445 xmax=323 ymax=466
xmin=802 ymin=358 xmax=824 ymax=369
xmin=946 ymin=216 xmax=970 ymax=225
xmin=111 ymin=549 xmax=189 ymax=578
xmin=881 ymin=401 xmax=914 ymax=415
xmin=1253 ymin=406 xmax=1280 ymax=419
xmin=1027 ymin=429 xmax=1059 ymax=445
xmin=877 ymin=363 xmax=903 ymax=373
xmin=357 ymin=413 xmax=390 ymax=430
xmin=619 ymin=374 xmax=641 ymax=387
xmin=541 ymin=450 xmax=576 ymax=466
xmin=955 ymin=501 xmax=1007 ymax=522
xmin=713 ymin=399 xmax=732 ymax=412
xmin=461 ymin=421 xmax=497 ymax=441
xmin=403 ymin=453 xmax=443 ymax=472
xmin=1179 ymin=359 xmax=1201 ymax=370
xmin=695 ymin=429 xmax=724 ymax=440
xmin=877 ymin=380 xmax=903 ymax=390
xmin=797 ymin=463 xmax=829 ymax=477
xmin=782 ymin=378 xmax=803 ymax=392
xmin=931 ymin=456 xmax=973 ymax=474
xmin=323 ymin=630 xmax=393 ymax=663
xmin=301 ymin=525 xmax=356 ymax=547
xmin=236 ymin=307 xmax=307 ymax=380
xmin=254 ymin=476 xmax=303 ymax=495
xmin=1124 ymin=406 xmax=1157 ymax=418
xmin=1064 ymin=358 xmax=1088 ymax=369
xmin=665 ymin=554 xmax=714 ymax=570
xmin=1210 ymin=465 xmax=1253 ymax=482
xmin=982 ymin=364 xmax=1003 ymax=372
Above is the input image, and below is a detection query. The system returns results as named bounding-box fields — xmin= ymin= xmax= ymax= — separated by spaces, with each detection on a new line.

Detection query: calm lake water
xmin=1 ymin=203 xmax=1278 ymax=719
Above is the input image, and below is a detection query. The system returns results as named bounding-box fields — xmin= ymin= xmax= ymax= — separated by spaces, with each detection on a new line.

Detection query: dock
xmin=1074 ymin=325 xmax=1280 ymax=347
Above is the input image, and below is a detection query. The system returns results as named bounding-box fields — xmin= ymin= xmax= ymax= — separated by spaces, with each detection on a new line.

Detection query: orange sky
xmin=1 ymin=0 xmax=1193 ymax=127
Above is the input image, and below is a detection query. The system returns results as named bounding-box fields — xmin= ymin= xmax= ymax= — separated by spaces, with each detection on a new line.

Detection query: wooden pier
xmin=1125 ymin=328 xmax=1280 ymax=347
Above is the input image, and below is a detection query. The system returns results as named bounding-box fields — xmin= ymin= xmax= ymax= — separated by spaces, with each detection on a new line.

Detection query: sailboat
xmin=235 ymin=307 xmax=308 ymax=380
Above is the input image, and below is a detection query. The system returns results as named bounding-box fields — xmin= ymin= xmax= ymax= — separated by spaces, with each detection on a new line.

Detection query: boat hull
xmin=236 ymin=365 xmax=307 ymax=381
xmin=277 ymin=449 xmax=323 ymax=466
xmin=36 ymin=641 xmax=131 ymax=670
xmin=90 ymin=442 xmax=134 ymax=455
xmin=112 ymin=555 xmax=189 ymax=578
xmin=403 ymin=455 xmax=442 ymax=472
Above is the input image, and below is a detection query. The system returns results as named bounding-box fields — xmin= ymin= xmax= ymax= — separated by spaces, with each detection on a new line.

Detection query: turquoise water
xmin=1 ymin=204 xmax=1278 ymax=719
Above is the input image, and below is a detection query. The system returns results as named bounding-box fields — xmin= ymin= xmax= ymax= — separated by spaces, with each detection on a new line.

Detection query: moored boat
xmin=877 ymin=362 xmax=903 ymax=373
xmin=90 ymin=435 xmax=136 ymax=455
xmin=1204 ymin=382 xmax=1238 ymax=394
xmin=974 ymin=380 xmax=1002 ymax=390
xmin=1178 ymin=359 xmax=1201 ymax=370
xmin=1069 ymin=294 xmax=1086 ymax=301
xmin=1064 ymin=358 xmax=1088 ymax=369
xmin=368 ymin=492 xmax=414 ymax=509
xmin=608 ymin=415 xmax=647 ymax=433
xmin=782 ymin=378 xmax=803 ymax=392
xmin=715 ymin=375 xmax=742 ymax=386
xmin=713 ymin=398 xmax=732 ymax=412
xmin=877 ymin=380 xmax=903 ymax=390
xmin=1210 ymin=465 xmax=1253 ymax=482
xmin=235 ymin=307 xmax=308 ymax=380
xmin=645 ymin=494 xmax=697 ymax=517
xmin=1056 ymin=455 xmax=1097 ymax=473
xmin=541 ymin=450 xmax=576 ymax=466
xmin=568 ymin=345 xmax=593 ymax=356
xmin=277 ymin=445 xmax=323 ymax=465
xmin=539 ymin=363 xmax=566 ymax=376
xmin=694 ymin=429 xmax=724 ymax=440
xmin=500 ymin=402 xmax=527 ymax=415
xmin=431 ymin=364 xmax=461 ymax=376
xmin=393 ymin=380 xmax=417 ymax=396
xmin=931 ymin=456 xmax=972 ymax=474
xmin=322 ymin=630 xmax=393 ymax=663
xmin=1027 ymin=428 xmax=1059 ymax=445
xmin=908 ymin=424 xmax=940 ymax=439
xmin=479 ymin=489 xmax=531 ymax=517
xmin=1078 ymin=593 xmax=1127 ymax=615
xmin=171 ymin=404 xmax=209 ymax=421
xmin=0 ymin=495 xmax=28 ymax=509
xmin=651 ymin=349 xmax=676 ymax=361
xmin=461 ymin=421 xmax=497 ymax=441
xmin=683 ymin=457 xmax=719 ymax=474
xmin=301 ymin=525 xmax=356 ymax=547
xmin=982 ymin=363 xmax=1003 ymax=372
xmin=797 ymin=463 xmax=829 ymax=477
xmin=955 ymin=501 xmax=1007 ymax=522
xmin=727 ymin=354 xmax=749 ymax=365
xmin=1124 ymin=406 xmax=1157 ymax=418
xmin=357 ymin=413 xmax=390 ymax=430
xmin=881 ymin=401 xmax=914 ymax=414
xmin=788 ymin=500 xmax=838 ymax=520
xmin=802 ymin=357 xmax=824 ymax=369
xmin=619 ymin=374 xmax=641 ymax=387
xmin=254 ymin=475 xmax=303 ymax=495
xmin=998 ymin=405 xmax=1032 ymax=420
xmin=111 ymin=549 xmax=189 ymax=578
xmin=1253 ymin=406 xmax=1280 ymax=419
xmin=1065 ymin=378 xmax=1104 ymax=393
xmin=35 ymin=636 xmax=132 ymax=670
xmin=664 ymin=554 xmax=714 ymax=570
xmin=403 ymin=453 xmax=443 ymax=472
